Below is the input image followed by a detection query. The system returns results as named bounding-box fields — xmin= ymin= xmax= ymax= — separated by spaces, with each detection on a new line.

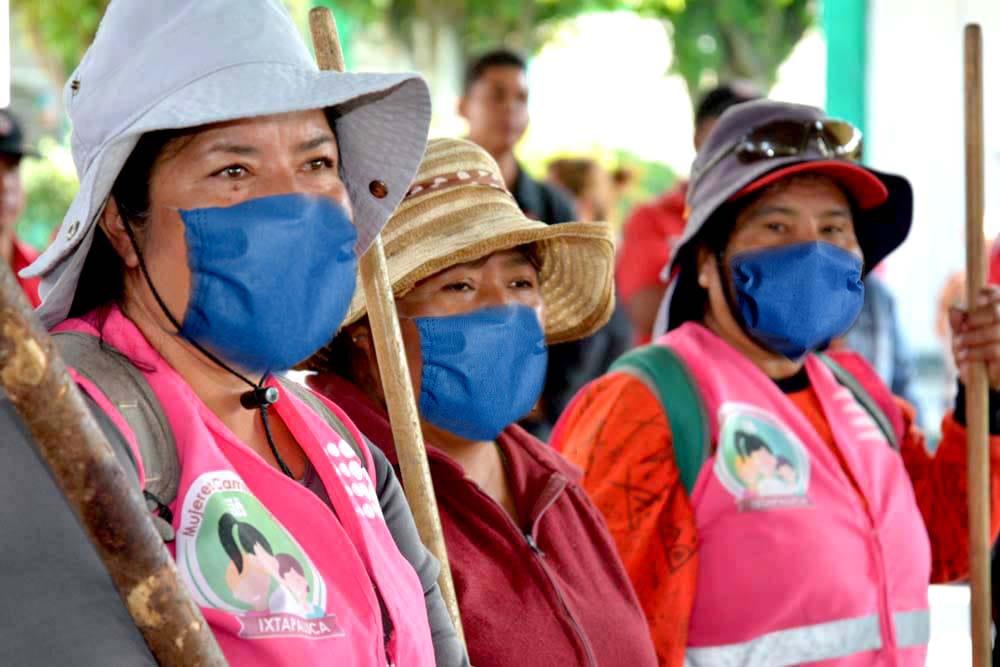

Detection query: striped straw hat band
xmin=405 ymin=170 xmax=509 ymax=201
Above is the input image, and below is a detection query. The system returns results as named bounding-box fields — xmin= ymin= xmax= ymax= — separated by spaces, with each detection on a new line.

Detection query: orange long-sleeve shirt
xmin=553 ymin=372 xmax=1000 ymax=667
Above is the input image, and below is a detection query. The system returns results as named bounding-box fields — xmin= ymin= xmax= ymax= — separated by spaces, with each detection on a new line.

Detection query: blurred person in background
xmin=460 ymin=50 xmax=628 ymax=438
xmin=547 ymin=157 xmax=613 ymax=223
xmin=460 ymin=49 xmax=575 ymax=224
xmin=0 ymin=109 xmax=41 ymax=306
xmin=617 ymin=82 xmax=761 ymax=343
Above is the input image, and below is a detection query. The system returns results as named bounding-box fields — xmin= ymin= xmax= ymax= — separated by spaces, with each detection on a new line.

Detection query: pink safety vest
xmin=55 ymin=307 xmax=435 ymax=667
xmin=661 ymin=323 xmax=931 ymax=666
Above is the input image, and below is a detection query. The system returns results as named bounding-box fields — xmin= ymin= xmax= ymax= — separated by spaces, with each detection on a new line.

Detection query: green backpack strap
xmin=278 ymin=378 xmax=365 ymax=461
xmin=817 ymin=353 xmax=899 ymax=450
xmin=609 ymin=345 xmax=710 ymax=496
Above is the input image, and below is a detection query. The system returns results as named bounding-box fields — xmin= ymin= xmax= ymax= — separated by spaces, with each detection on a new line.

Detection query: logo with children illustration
xmin=176 ymin=471 xmax=344 ymax=639
xmin=714 ymin=403 xmax=811 ymax=510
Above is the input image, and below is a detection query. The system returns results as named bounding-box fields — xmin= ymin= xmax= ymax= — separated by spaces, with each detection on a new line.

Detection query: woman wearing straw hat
xmin=23 ymin=1 xmax=468 ymax=665
xmin=552 ymin=99 xmax=1000 ymax=666
xmin=305 ymin=137 xmax=658 ymax=667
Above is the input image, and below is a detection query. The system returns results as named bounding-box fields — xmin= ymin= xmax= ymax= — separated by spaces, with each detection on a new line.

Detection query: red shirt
xmin=10 ymin=239 xmax=40 ymax=307
xmin=615 ymin=183 xmax=687 ymax=306
xmin=308 ymin=373 xmax=658 ymax=667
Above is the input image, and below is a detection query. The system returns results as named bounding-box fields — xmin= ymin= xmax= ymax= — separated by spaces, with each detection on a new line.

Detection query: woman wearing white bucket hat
xmin=23 ymin=1 xmax=467 ymax=665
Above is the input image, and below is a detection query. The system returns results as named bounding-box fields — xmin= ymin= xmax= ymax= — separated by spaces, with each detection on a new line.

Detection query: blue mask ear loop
xmin=121 ymin=218 xmax=295 ymax=479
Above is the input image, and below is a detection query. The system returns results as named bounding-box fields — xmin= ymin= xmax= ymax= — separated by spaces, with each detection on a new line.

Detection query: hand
xmin=950 ymin=285 xmax=1000 ymax=390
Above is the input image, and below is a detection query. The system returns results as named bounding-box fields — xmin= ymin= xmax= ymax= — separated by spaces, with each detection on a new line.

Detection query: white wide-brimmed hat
xmin=24 ymin=0 xmax=431 ymax=329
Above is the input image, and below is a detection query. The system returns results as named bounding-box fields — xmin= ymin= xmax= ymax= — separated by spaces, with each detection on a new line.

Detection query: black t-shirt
xmin=510 ymin=165 xmax=577 ymax=225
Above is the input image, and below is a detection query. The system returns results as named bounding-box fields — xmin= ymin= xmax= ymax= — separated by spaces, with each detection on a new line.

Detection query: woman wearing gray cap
xmin=552 ymin=99 xmax=1000 ymax=666
xmin=21 ymin=1 xmax=466 ymax=665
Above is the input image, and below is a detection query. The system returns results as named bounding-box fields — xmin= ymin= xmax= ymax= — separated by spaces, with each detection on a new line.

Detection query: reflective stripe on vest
xmin=683 ymin=610 xmax=930 ymax=667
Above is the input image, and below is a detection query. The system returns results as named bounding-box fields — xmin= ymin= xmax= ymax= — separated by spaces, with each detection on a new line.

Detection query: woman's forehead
xmin=753 ymin=174 xmax=850 ymax=208
xmin=423 ymin=248 xmax=535 ymax=280
xmin=169 ymin=110 xmax=336 ymax=155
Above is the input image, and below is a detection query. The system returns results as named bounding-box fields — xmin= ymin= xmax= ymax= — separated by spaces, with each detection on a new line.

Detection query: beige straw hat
xmin=309 ymin=137 xmax=614 ymax=367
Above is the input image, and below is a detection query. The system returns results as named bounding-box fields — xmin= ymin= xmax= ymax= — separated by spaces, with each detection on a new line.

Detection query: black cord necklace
xmin=123 ymin=221 xmax=296 ymax=479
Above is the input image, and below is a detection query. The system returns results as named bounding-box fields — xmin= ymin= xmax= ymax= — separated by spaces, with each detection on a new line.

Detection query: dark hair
xmin=735 ymin=431 xmax=772 ymax=457
xmin=694 ymin=82 xmax=761 ymax=129
xmin=666 ymin=198 xmax=742 ymax=328
xmin=276 ymin=553 xmax=306 ymax=578
xmin=218 ymin=513 xmax=273 ymax=574
xmin=66 ymin=128 xmax=193 ymax=319
xmin=547 ymin=157 xmax=598 ymax=199
xmin=463 ymin=49 xmax=527 ymax=94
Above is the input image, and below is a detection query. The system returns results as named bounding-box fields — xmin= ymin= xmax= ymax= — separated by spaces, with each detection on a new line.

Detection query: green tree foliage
xmin=323 ymin=0 xmax=615 ymax=57
xmin=13 ymin=0 xmax=107 ymax=83
xmin=635 ymin=0 xmax=815 ymax=97
xmin=18 ymin=139 xmax=79 ymax=249
xmin=315 ymin=0 xmax=814 ymax=102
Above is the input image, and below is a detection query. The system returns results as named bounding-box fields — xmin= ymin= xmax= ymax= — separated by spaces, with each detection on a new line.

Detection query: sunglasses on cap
xmin=696 ymin=118 xmax=864 ymax=180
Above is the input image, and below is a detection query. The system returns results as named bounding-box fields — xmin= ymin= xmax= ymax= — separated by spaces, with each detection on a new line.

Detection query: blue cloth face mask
xmin=178 ymin=193 xmax=357 ymax=373
xmin=414 ymin=304 xmax=548 ymax=442
xmin=728 ymin=241 xmax=864 ymax=359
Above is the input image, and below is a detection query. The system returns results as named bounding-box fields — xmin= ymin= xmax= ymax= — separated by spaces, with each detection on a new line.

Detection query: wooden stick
xmin=964 ymin=23 xmax=991 ymax=667
xmin=0 ymin=263 xmax=226 ymax=666
xmin=308 ymin=7 xmax=466 ymax=642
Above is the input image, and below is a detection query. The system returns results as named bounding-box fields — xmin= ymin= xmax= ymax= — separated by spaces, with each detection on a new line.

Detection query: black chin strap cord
xmin=122 ymin=220 xmax=296 ymax=479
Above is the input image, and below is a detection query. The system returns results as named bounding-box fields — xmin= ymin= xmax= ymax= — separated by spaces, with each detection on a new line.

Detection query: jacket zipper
xmin=469 ymin=476 xmax=598 ymax=667
xmin=525 ymin=531 xmax=599 ymax=667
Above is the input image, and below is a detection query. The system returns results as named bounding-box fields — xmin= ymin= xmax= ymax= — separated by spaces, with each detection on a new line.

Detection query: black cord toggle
xmin=240 ymin=386 xmax=281 ymax=410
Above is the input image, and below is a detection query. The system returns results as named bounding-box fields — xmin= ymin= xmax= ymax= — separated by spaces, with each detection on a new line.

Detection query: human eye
xmin=763 ymin=221 xmax=788 ymax=233
xmin=212 ymin=164 xmax=250 ymax=179
xmin=510 ymin=276 xmax=536 ymax=289
xmin=304 ymin=157 xmax=336 ymax=172
xmin=443 ymin=281 xmax=474 ymax=293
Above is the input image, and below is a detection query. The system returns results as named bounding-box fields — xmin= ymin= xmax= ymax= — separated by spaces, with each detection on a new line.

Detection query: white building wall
xmin=868 ymin=0 xmax=1000 ymax=352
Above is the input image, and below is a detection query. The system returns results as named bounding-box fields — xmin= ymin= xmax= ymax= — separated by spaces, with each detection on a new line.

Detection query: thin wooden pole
xmin=0 ymin=263 xmax=226 ymax=666
xmin=308 ymin=7 xmax=465 ymax=643
xmin=964 ymin=22 xmax=991 ymax=667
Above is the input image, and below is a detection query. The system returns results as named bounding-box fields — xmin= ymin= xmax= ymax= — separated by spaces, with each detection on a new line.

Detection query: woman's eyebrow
xmin=295 ymin=135 xmax=337 ymax=153
xmin=204 ymin=142 xmax=259 ymax=157
xmin=745 ymin=204 xmax=797 ymax=220
xmin=502 ymin=253 xmax=536 ymax=268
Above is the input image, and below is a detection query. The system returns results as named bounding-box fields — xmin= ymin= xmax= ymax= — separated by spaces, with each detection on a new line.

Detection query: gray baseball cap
xmin=23 ymin=0 xmax=432 ymax=329
xmin=661 ymin=99 xmax=913 ymax=330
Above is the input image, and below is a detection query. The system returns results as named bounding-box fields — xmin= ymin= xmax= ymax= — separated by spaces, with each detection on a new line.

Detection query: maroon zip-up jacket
xmin=309 ymin=374 xmax=657 ymax=667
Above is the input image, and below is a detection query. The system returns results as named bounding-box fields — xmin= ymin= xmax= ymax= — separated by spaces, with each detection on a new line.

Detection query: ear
xmin=696 ymin=246 xmax=716 ymax=289
xmin=98 ymin=198 xmax=140 ymax=269
xmin=457 ymin=95 xmax=469 ymax=121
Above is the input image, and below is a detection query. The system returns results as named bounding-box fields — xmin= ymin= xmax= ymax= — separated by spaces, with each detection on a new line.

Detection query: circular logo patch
xmin=176 ymin=471 xmax=343 ymax=638
xmin=714 ymin=402 xmax=811 ymax=508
